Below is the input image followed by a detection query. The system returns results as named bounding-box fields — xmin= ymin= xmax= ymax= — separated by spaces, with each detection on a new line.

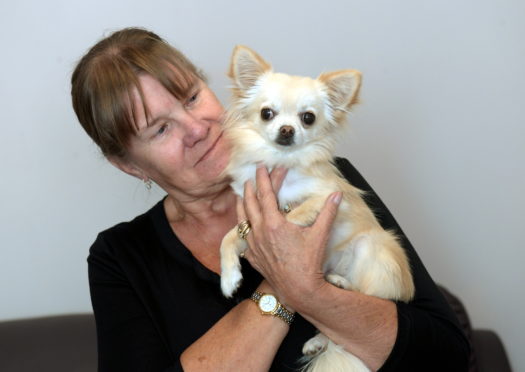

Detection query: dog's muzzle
xmin=275 ymin=125 xmax=295 ymax=146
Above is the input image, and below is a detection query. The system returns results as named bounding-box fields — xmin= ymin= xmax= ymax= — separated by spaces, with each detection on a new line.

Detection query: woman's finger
xmin=255 ymin=165 xmax=281 ymax=219
xmin=236 ymin=196 xmax=247 ymax=222
xmin=312 ymin=192 xmax=343 ymax=236
xmin=243 ymin=179 xmax=262 ymax=228
xmin=268 ymin=166 xmax=288 ymax=193
xmin=236 ymin=196 xmax=254 ymax=260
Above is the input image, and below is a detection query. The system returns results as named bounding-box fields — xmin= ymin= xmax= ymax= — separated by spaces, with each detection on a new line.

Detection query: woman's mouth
xmin=195 ymin=131 xmax=223 ymax=166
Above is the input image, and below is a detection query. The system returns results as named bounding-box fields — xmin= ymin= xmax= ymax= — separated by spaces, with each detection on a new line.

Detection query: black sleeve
xmin=334 ymin=158 xmax=470 ymax=372
xmin=88 ymin=234 xmax=183 ymax=372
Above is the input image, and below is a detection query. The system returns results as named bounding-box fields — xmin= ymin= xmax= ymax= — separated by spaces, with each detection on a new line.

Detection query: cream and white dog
xmin=220 ymin=45 xmax=415 ymax=372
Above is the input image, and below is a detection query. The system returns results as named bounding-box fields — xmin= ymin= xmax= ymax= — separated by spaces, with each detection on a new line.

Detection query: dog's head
xmin=226 ymin=45 xmax=361 ymax=165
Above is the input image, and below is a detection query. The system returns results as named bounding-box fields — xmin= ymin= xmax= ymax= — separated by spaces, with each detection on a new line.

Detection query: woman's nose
xmin=181 ymin=115 xmax=208 ymax=147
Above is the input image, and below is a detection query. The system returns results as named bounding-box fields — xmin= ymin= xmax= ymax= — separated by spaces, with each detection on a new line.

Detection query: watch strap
xmin=250 ymin=290 xmax=295 ymax=325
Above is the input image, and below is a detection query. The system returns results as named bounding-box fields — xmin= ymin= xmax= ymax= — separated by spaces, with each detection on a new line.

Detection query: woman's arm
xmin=88 ymin=238 xmax=181 ymax=372
xmin=89 ymin=237 xmax=291 ymax=372
xmin=180 ymin=280 xmax=288 ymax=371
xmin=335 ymin=157 xmax=470 ymax=371
xmin=240 ymin=162 xmax=470 ymax=371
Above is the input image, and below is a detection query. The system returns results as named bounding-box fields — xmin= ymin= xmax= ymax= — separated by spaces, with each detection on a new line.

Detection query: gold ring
xmin=237 ymin=220 xmax=252 ymax=240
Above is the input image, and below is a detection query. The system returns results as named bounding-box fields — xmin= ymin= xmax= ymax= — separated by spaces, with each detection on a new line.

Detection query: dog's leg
xmin=333 ymin=230 xmax=414 ymax=302
xmin=220 ymin=227 xmax=248 ymax=297
xmin=284 ymin=196 xmax=327 ymax=227
xmin=302 ymin=332 xmax=330 ymax=357
xmin=324 ymin=237 xmax=358 ymax=291
xmin=325 ymin=272 xmax=353 ymax=290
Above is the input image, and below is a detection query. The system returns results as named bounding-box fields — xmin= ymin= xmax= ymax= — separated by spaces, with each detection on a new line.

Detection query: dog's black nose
xmin=276 ymin=125 xmax=295 ymax=146
xmin=280 ymin=125 xmax=294 ymax=138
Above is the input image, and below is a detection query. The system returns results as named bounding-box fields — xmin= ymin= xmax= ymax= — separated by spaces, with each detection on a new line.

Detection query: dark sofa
xmin=0 ymin=314 xmax=97 ymax=372
xmin=0 ymin=286 xmax=512 ymax=372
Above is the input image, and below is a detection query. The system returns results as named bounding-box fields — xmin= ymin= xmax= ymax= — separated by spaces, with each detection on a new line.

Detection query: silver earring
xmin=144 ymin=179 xmax=152 ymax=190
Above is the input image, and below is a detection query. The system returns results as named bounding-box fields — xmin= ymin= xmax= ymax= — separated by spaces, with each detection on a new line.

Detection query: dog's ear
xmin=228 ymin=45 xmax=272 ymax=90
xmin=318 ymin=70 xmax=362 ymax=111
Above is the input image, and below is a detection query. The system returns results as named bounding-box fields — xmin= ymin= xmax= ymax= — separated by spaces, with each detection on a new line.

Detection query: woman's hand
xmin=238 ymin=165 xmax=342 ymax=310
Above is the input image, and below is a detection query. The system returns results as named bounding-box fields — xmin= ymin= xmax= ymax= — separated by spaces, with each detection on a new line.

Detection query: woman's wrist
xmin=280 ymin=274 xmax=328 ymax=314
xmin=256 ymin=280 xmax=296 ymax=313
xmin=257 ymin=273 xmax=328 ymax=314
xmin=257 ymin=275 xmax=331 ymax=313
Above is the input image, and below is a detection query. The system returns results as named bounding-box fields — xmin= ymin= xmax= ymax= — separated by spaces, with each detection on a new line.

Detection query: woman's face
xmin=120 ymin=74 xmax=231 ymax=199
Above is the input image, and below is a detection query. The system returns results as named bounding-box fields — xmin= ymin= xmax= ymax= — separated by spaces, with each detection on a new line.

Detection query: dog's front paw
xmin=220 ymin=228 xmax=247 ymax=297
xmin=287 ymin=209 xmax=319 ymax=227
xmin=326 ymin=273 xmax=351 ymax=290
xmin=302 ymin=333 xmax=329 ymax=356
xmin=220 ymin=267 xmax=243 ymax=298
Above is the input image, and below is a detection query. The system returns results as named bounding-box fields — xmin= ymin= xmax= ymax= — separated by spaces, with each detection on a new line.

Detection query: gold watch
xmin=250 ymin=290 xmax=295 ymax=325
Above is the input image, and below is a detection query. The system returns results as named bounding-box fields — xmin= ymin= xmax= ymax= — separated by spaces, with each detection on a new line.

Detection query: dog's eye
xmin=261 ymin=108 xmax=275 ymax=121
xmin=302 ymin=112 xmax=316 ymax=125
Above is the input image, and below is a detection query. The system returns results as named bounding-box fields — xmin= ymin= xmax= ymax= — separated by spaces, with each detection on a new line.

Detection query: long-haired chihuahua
xmin=220 ymin=45 xmax=414 ymax=372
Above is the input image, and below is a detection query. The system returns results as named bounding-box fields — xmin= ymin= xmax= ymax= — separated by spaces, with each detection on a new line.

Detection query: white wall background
xmin=1 ymin=0 xmax=523 ymax=370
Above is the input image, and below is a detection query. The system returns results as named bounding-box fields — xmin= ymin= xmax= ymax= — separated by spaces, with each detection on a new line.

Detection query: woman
xmin=72 ymin=27 xmax=469 ymax=371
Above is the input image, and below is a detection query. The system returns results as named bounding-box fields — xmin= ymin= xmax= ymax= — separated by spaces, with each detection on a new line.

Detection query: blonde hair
xmin=71 ymin=27 xmax=206 ymax=157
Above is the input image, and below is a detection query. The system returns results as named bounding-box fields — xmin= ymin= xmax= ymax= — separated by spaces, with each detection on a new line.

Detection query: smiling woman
xmin=72 ymin=28 xmax=229 ymax=197
xmin=71 ymin=27 xmax=469 ymax=372
xmin=110 ymin=74 xmax=229 ymax=197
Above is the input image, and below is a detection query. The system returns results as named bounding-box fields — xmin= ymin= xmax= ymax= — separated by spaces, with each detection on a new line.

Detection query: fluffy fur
xmin=220 ymin=45 xmax=415 ymax=372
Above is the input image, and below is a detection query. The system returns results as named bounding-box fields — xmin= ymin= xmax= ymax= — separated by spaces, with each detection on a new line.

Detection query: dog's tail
xmin=301 ymin=340 xmax=370 ymax=372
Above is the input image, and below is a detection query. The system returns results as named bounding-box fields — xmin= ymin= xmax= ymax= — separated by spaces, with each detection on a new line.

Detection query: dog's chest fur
xmin=229 ymin=164 xmax=326 ymax=207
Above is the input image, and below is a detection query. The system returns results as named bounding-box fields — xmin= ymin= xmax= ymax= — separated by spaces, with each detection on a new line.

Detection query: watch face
xmin=259 ymin=294 xmax=278 ymax=312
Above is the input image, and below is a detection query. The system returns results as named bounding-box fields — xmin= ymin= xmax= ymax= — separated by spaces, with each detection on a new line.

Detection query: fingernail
xmin=331 ymin=192 xmax=343 ymax=204
xmin=256 ymin=163 xmax=268 ymax=172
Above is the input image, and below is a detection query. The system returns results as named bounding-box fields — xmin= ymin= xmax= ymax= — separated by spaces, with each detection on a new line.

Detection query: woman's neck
xmin=164 ymin=186 xmax=238 ymax=275
xmin=164 ymin=185 xmax=238 ymax=226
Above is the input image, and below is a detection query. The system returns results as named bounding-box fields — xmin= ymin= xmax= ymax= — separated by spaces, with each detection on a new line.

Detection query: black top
xmin=88 ymin=158 xmax=470 ymax=372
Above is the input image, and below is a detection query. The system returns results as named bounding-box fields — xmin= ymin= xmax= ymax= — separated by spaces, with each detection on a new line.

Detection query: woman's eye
xmin=261 ymin=108 xmax=275 ymax=121
xmin=301 ymin=112 xmax=316 ymax=125
xmin=156 ymin=123 xmax=168 ymax=136
xmin=186 ymin=92 xmax=199 ymax=106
